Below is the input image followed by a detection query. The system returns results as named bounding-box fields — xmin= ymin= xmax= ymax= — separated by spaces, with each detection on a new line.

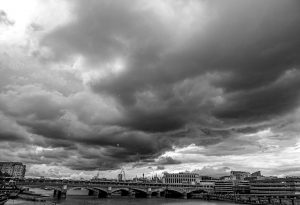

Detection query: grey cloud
xmin=214 ymin=70 xmax=300 ymax=121
xmin=131 ymin=156 xmax=180 ymax=169
xmin=42 ymin=0 xmax=300 ymax=134
xmin=156 ymin=165 xmax=165 ymax=170
xmin=0 ymin=10 xmax=14 ymax=26
xmin=1 ymin=0 xmax=300 ymax=175
xmin=192 ymin=166 xmax=231 ymax=177
xmin=42 ymin=0 xmax=170 ymax=64
xmin=15 ymin=111 xmax=172 ymax=170
xmin=29 ymin=23 xmax=44 ymax=32
xmin=0 ymin=112 xmax=31 ymax=143
xmin=35 ymin=0 xmax=300 ymax=171
xmin=0 ymin=82 xmax=173 ymax=170
xmin=156 ymin=157 xmax=181 ymax=165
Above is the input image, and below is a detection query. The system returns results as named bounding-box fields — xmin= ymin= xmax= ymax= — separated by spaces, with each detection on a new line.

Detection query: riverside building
xmin=214 ymin=181 xmax=234 ymax=194
xmin=230 ymin=171 xmax=250 ymax=181
xmin=0 ymin=162 xmax=26 ymax=179
xmin=162 ymin=172 xmax=201 ymax=184
xmin=250 ymin=177 xmax=300 ymax=195
xmin=233 ymin=181 xmax=250 ymax=194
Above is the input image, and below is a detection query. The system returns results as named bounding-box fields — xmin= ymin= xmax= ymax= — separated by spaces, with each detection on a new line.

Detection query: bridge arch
xmin=151 ymin=190 xmax=163 ymax=197
xmin=165 ymin=188 xmax=184 ymax=198
xmin=92 ymin=187 xmax=109 ymax=198
xmin=66 ymin=187 xmax=93 ymax=196
xmin=111 ymin=188 xmax=131 ymax=196
xmin=187 ymin=189 xmax=208 ymax=199
xmin=131 ymin=188 xmax=148 ymax=197
xmin=93 ymin=187 xmax=108 ymax=194
xmin=131 ymin=188 xmax=147 ymax=194
xmin=167 ymin=188 xmax=184 ymax=194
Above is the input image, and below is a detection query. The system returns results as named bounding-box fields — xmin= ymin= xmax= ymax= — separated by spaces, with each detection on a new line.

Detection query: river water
xmin=5 ymin=188 xmax=238 ymax=205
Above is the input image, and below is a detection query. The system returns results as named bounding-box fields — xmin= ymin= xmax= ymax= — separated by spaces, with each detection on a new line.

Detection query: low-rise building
xmin=0 ymin=162 xmax=26 ymax=179
xmin=220 ymin=176 xmax=231 ymax=181
xmin=233 ymin=181 xmax=250 ymax=194
xmin=245 ymin=171 xmax=264 ymax=181
xmin=250 ymin=178 xmax=300 ymax=195
xmin=214 ymin=181 xmax=234 ymax=194
xmin=162 ymin=172 xmax=201 ymax=184
xmin=199 ymin=181 xmax=215 ymax=192
xmin=230 ymin=171 xmax=250 ymax=181
xmin=251 ymin=171 xmax=262 ymax=177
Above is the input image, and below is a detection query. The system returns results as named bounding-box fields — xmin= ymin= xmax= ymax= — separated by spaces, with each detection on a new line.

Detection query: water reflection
xmin=6 ymin=188 xmax=239 ymax=205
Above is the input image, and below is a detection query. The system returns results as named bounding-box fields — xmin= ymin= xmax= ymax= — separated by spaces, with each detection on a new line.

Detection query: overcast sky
xmin=0 ymin=0 xmax=300 ymax=179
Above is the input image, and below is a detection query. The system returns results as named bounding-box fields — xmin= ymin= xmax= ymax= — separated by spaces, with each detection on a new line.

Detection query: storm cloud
xmin=0 ymin=0 xmax=300 ymax=178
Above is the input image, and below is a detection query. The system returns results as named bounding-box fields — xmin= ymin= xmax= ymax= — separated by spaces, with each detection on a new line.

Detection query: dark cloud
xmin=0 ymin=112 xmax=30 ymax=143
xmin=192 ymin=166 xmax=231 ymax=177
xmin=156 ymin=165 xmax=165 ymax=170
xmin=42 ymin=0 xmax=170 ymax=64
xmin=131 ymin=156 xmax=180 ymax=169
xmin=14 ymin=110 xmax=172 ymax=170
xmin=1 ymin=0 xmax=300 ymax=175
xmin=214 ymin=70 xmax=300 ymax=121
xmin=156 ymin=157 xmax=181 ymax=165
xmin=42 ymin=0 xmax=300 ymax=134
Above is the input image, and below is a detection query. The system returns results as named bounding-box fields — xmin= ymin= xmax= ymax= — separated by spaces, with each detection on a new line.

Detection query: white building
xmin=162 ymin=172 xmax=201 ymax=184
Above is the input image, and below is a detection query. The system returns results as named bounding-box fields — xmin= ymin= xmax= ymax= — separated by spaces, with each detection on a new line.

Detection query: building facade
xmin=214 ymin=181 xmax=234 ymax=194
xmin=0 ymin=162 xmax=26 ymax=178
xmin=233 ymin=181 xmax=250 ymax=194
xmin=245 ymin=171 xmax=264 ymax=181
xmin=250 ymin=178 xmax=300 ymax=195
xmin=199 ymin=181 xmax=215 ymax=192
xmin=230 ymin=171 xmax=250 ymax=181
xmin=163 ymin=172 xmax=201 ymax=184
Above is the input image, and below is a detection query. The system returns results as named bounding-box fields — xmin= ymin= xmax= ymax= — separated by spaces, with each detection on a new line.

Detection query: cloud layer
xmin=0 ymin=0 xmax=300 ymax=178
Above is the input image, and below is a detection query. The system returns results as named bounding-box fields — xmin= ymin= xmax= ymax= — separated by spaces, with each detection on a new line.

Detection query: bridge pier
xmin=53 ymin=189 xmax=67 ymax=199
xmin=147 ymin=188 xmax=152 ymax=198
xmin=60 ymin=190 xmax=67 ymax=199
xmin=147 ymin=192 xmax=152 ymax=198
xmin=88 ymin=189 xmax=94 ymax=196
xmin=156 ymin=191 xmax=161 ymax=198
xmin=88 ymin=189 xmax=100 ymax=197
xmin=53 ymin=189 xmax=57 ymax=198
xmin=182 ymin=192 xmax=187 ymax=199
xmin=107 ymin=187 xmax=112 ymax=198
xmin=130 ymin=190 xmax=136 ymax=198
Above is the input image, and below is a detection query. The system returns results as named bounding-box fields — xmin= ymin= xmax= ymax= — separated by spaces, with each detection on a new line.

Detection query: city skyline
xmin=0 ymin=0 xmax=300 ymax=180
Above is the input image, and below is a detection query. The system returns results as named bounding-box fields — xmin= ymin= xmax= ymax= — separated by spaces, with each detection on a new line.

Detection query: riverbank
xmin=6 ymin=193 xmax=300 ymax=205
xmin=12 ymin=187 xmax=300 ymax=205
xmin=8 ymin=197 xmax=243 ymax=205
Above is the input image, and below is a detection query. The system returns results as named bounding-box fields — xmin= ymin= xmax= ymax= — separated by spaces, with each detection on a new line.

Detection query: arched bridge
xmin=17 ymin=180 xmax=211 ymax=199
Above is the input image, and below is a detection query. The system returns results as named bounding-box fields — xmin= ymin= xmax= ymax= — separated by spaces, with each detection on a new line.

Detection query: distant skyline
xmin=0 ymin=0 xmax=300 ymax=179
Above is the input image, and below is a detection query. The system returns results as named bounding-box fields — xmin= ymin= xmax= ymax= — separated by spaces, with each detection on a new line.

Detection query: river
xmin=5 ymin=188 xmax=238 ymax=205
